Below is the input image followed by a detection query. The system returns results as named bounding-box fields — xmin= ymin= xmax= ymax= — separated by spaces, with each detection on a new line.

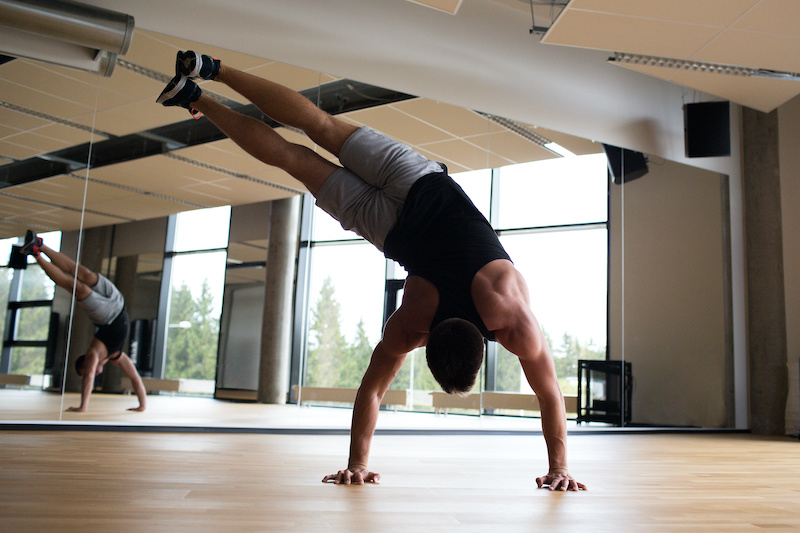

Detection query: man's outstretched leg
xmin=216 ymin=66 xmax=358 ymax=158
xmin=158 ymin=53 xmax=358 ymax=195
xmin=22 ymin=231 xmax=96 ymax=300
xmin=173 ymin=51 xmax=357 ymax=157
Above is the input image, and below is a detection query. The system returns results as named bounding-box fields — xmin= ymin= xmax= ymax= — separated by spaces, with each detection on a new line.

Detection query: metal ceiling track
xmin=0 ymin=79 xmax=416 ymax=190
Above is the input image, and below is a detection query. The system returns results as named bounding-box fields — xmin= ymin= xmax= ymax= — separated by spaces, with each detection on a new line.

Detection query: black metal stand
xmin=577 ymin=359 xmax=632 ymax=426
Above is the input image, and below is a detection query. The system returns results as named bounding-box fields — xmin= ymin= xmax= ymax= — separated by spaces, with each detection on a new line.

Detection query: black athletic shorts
xmin=94 ymin=308 xmax=130 ymax=359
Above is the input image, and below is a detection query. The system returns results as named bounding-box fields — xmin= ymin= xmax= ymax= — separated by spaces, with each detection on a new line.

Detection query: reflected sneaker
xmin=176 ymin=50 xmax=220 ymax=80
xmin=20 ymin=229 xmax=42 ymax=257
xmin=156 ymin=75 xmax=202 ymax=117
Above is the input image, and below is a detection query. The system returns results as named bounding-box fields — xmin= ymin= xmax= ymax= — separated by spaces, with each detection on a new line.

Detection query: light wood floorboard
xmin=0 ymin=390 xmax=544 ymax=431
xmin=1 ymin=428 xmax=800 ymax=531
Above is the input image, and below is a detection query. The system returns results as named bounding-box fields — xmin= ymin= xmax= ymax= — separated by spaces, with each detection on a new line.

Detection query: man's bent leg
xmin=214 ymin=64 xmax=358 ymax=158
xmin=191 ymin=93 xmax=342 ymax=196
xmin=36 ymin=248 xmax=94 ymax=300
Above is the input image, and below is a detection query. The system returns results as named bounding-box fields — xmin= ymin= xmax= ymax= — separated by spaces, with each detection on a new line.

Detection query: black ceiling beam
xmin=0 ymin=79 xmax=415 ymax=189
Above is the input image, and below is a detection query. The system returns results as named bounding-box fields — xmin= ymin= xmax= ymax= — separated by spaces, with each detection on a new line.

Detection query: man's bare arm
xmin=113 ymin=354 xmax=147 ymax=411
xmin=485 ymin=267 xmax=586 ymax=491
xmin=66 ymin=361 xmax=96 ymax=412
xmin=323 ymin=288 xmax=430 ymax=485
xmin=322 ymin=335 xmax=411 ymax=484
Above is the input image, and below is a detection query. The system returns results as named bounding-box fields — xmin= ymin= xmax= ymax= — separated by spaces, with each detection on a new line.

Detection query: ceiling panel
xmin=5 ymin=175 xmax=90 ymax=208
xmin=96 ymin=193 xmax=202 ymax=221
xmin=225 ymin=266 xmax=267 ymax=286
xmin=420 ymin=137 xmax=512 ymax=170
xmin=406 ymin=0 xmax=462 ymax=15
xmin=391 ymin=99 xmax=502 ymax=139
xmin=0 ymin=76 xmax=94 ymax=119
xmin=543 ymin=0 xmax=800 ymax=112
xmin=734 ymin=1 xmax=800 ymax=35
xmin=2 ymin=130 xmax=77 ymax=155
xmin=228 ymin=240 xmax=268 ymax=264
xmin=0 ymin=139 xmax=45 ymax=160
xmin=614 ymin=62 xmax=800 ymax=114
xmin=536 ymin=127 xmax=602 ymax=156
xmin=565 ymin=0 xmax=758 ymax=26
xmin=1 ymin=21 xmax=596 ymax=241
xmin=175 ymin=140 xmax=309 ymax=194
xmin=345 ymin=105 xmax=458 ymax=146
xmin=696 ymin=30 xmax=800 ymax=73
xmin=544 ymin=10 xmax=722 ymax=59
xmin=71 ymin=98 xmax=179 ymax=136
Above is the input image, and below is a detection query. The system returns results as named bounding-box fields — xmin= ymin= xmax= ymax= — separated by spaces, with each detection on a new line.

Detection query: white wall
xmin=609 ymin=159 xmax=728 ymax=427
xmin=779 ymin=95 xmax=800 ymax=436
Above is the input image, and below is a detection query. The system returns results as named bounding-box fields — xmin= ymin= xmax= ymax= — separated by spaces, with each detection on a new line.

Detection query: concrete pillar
xmin=742 ymin=107 xmax=788 ymax=435
xmin=258 ymin=195 xmax=301 ymax=404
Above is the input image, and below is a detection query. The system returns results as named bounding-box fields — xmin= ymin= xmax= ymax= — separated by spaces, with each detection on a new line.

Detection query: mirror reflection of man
xmin=20 ymin=231 xmax=147 ymax=412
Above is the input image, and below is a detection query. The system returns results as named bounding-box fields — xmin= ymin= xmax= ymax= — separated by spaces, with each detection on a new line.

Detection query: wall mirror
xmin=0 ymin=7 xmax=733 ymax=432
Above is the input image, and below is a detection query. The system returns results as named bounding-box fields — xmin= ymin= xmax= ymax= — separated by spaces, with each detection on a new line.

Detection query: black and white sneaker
xmin=156 ymin=75 xmax=202 ymax=116
xmin=176 ymin=50 xmax=220 ymax=80
xmin=19 ymin=229 xmax=42 ymax=257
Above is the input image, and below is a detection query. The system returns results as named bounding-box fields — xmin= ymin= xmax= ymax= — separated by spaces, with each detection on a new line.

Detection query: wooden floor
xmin=1 ymin=393 xmax=799 ymax=532
xmin=0 ymin=390 xmax=543 ymax=431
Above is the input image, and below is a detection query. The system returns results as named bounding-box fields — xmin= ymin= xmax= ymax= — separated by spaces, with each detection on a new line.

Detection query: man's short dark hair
xmin=425 ymin=318 xmax=485 ymax=395
xmin=74 ymin=354 xmax=86 ymax=376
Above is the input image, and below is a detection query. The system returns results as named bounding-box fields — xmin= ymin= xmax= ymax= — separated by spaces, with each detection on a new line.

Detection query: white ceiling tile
xmin=545 ymin=10 xmax=722 ymax=58
xmin=696 ymin=30 xmax=800 ymax=72
xmin=566 ymin=0 xmax=758 ymax=26
xmin=733 ymin=0 xmax=800 ymax=36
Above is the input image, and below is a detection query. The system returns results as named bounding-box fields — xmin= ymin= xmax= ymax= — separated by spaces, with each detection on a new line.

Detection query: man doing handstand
xmin=157 ymin=51 xmax=585 ymax=491
xmin=20 ymin=232 xmax=147 ymax=413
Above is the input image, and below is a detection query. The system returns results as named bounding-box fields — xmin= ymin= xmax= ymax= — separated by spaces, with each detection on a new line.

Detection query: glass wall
xmin=299 ymin=154 xmax=608 ymax=413
xmin=305 ymin=241 xmax=385 ymax=388
xmin=161 ymin=207 xmax=230 ymax=395
xmin=1 ymin=232 xmax=62 ymax=388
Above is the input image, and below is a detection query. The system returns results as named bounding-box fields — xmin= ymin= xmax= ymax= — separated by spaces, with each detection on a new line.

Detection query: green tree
xmin=496 ymin=345 xmax=522 ymax=391
xmin=165 ymin=279 xmax=220 ymax=380
xmin=551 ymin=331 xmax=605 ymax=394
xmin=494 ymin=328 xmax=556 ymax=392
xmin=306 ymin=277 xmax=346 ymax=387
xmin=336 ymin=319 xmax=373 ymax=388
xmin=391 ymin=347 xmax=444 ymax=396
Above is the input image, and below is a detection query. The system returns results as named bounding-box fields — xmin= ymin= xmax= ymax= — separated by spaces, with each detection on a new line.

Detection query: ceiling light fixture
xmin=609 ymin=52 xmax=800 ymax=81
xmin=0 ymin=0 xmax=134 ymax=77
xmin=476 ymin=111 xmax=568 ymax=157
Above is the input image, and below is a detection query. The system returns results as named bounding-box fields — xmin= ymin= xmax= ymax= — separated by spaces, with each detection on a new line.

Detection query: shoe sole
xmin=176 ymin=51 xmax=202 ymax=78
xmin=20 ymin=230 xmax=38 ymax=254
xmin=19 ymin=240 xmax=40 ymax=255
xmin=156 ymin=76 xmax=188 ymax=105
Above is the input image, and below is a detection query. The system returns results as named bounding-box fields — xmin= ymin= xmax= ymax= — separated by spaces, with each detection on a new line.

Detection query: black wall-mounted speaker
xmin=8 ymin=245 xmax=28 ymax=269
xmin=684 ymin=101 xmax=730 ymax=158
xmin=602 ymin=144 xmax=649 ymax=185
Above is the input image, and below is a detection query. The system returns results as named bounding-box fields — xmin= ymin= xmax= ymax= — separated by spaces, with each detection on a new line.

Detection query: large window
xmin=494 ymin=155 xmax=608 ymax=395
xmin=162 ymin=207 xmax=230 ymax=394
xmin=299 ymin=153 xmax=608 ymax=411
xmin=1 ymin=232 xmax=61 ymax=387
xmin=305 ymin=241 xmax=385 ymax=388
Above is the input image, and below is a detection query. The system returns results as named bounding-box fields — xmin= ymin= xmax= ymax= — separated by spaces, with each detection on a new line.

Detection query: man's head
xmin=425 ymin=318 xmax=485 ymax=395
